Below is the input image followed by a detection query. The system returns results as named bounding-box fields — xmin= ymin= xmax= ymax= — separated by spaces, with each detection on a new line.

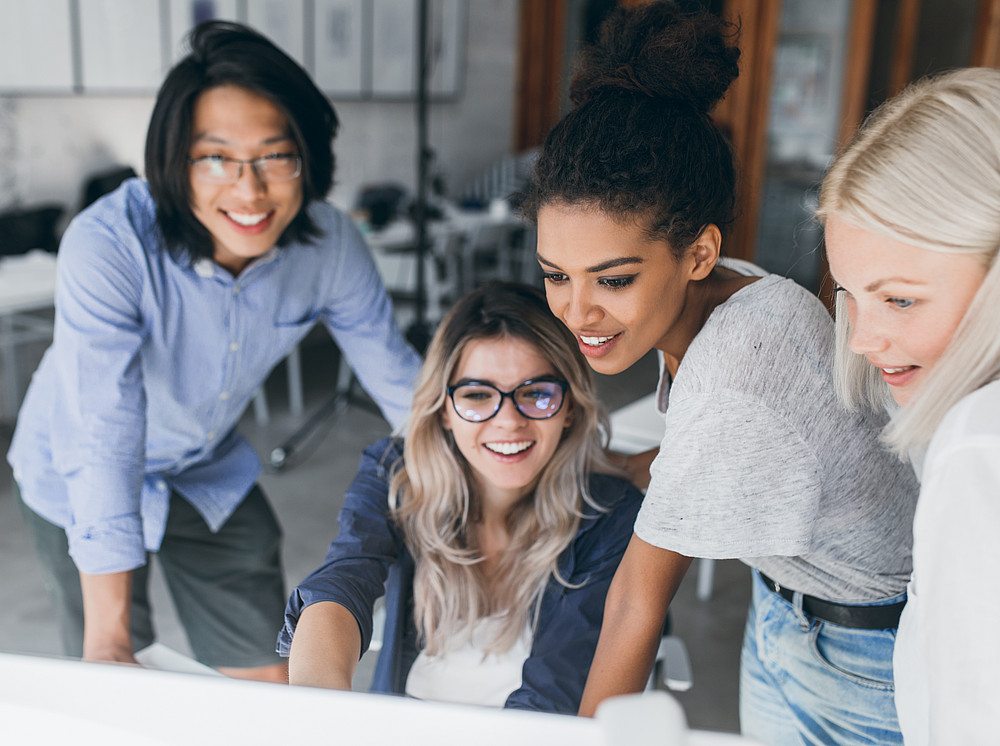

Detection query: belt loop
xmin=792 ymin=591 xmax=810 ymax=630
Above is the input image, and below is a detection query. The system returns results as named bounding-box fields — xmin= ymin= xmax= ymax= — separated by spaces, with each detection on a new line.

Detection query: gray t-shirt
xmin=634 ymin=274 xmax=918 ymax=602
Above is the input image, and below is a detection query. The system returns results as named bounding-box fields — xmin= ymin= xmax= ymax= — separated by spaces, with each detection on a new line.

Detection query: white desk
xmin=0 ymin=651 xmax=760 ymax=745
xmin=0 ymin=251 xmax=57 ymax=420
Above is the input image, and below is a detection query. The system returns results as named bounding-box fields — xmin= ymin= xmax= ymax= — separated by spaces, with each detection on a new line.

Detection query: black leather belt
xmin=759 ymin=572 xmax=905 ymax=630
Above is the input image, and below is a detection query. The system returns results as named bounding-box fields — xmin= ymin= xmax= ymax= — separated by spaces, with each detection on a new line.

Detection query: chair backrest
xmin=459 ymin=220 xmax=523 ymax=294
xmin=371 ymin=226 xmax=463 ymax=327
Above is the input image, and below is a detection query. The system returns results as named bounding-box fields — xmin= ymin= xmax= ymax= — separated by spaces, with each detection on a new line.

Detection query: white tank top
xmin=404 ymin=616 xmax=532 ymax=707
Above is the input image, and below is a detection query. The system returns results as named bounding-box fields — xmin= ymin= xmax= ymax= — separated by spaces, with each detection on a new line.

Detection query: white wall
xmin=0 ymin=1 xmax=517 ymax=219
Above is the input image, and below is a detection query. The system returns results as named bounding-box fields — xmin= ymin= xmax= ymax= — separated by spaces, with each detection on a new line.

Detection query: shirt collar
xmin=191 ymin=247 xmax=281 ymax=280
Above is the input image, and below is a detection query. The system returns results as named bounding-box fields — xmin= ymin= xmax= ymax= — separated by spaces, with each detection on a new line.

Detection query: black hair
xmin=145 ymin=21 xmax=339 ymax=260
xmin=520 ymin=1 xmax=740 ymax=259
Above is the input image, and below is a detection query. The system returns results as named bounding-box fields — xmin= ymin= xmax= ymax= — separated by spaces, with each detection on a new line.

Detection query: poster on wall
xmin=246 ymin=0 xmax=306 ymax=69
xmin=371 ymin=0 xmax=416 ymax=97
xmin=168 ymin=0 xmax=241 ymax=64
xmin=427 ymin=0 xmax=464 ymax=97
xmin=313 ymin=0 xmax=366 ymax=97
xmin=78 ymin=0 xmax=163 ymax=92
xmin=371 ymin=0 xmax=463 ymax=99
xmin=0 ymin=0 xmax=75 ymax=92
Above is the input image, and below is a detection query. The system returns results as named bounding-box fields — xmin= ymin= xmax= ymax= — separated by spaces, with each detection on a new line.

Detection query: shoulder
xmin=679 ymin=276 xmax=834 ymax=399
xmin=61 ymin=179 xmax=162 ymax=262
xmin=300 ymin=200 xmax=367 ymax=252
xmin=927 ymin=380 xmax=1000 ymax=465
xmin=705 ymin=275 xmax=832 ymax=348
xmin=361 ymin=437 xmax=406 ymax=473
xmin=583 ymin=473 xmax=643 ymax=521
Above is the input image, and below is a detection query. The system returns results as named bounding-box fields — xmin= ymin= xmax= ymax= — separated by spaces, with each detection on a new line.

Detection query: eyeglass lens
xmin=190 ymin=155 xmax=301 ymax=184
xmin=451 ymin=381 xmax=565 ymax=421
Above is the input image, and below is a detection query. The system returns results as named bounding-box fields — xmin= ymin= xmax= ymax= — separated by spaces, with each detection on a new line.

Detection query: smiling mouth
xmin=484 ymin=441 xmax=534 ymax=455
xmin=580 ymin=333 xmax=620 ymax=347
xmin=881 ymin=366 xmax=915 ymax=374
xmin=223 ymin=210 xmax=272 ymax=226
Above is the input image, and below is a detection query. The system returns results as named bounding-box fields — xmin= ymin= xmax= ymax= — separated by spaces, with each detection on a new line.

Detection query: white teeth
xmin=484 ymin=441 xmax=533 ymax=455
xmin=882 ymin=367 xmax=911 ymax=374
xmin=225 ymin=211 xmax=269 ymax=226
xmin=581 ymin=335 xmax=616 ymax=346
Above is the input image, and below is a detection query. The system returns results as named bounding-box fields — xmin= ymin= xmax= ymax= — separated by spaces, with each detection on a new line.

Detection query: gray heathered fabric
xmin=634 ymin=275 xmax=918 ymax=602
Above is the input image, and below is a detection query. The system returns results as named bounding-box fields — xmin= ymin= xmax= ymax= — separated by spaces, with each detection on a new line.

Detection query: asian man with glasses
xmin=8 ymin=21 xmax=420 ymax=682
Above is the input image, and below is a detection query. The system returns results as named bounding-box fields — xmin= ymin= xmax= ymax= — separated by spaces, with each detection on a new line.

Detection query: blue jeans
xmin=740 ymin=569 xmax=904 ymax=745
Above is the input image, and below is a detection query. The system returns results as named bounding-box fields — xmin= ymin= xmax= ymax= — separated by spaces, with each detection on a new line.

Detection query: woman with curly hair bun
xmin=279 ymin=283 xmax=642 ymax=714
xmin=520 ymin=2 xmax=918 ymax=741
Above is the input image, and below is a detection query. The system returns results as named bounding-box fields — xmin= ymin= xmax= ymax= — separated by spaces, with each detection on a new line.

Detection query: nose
xmin=491 ymin=394 xmax=527 ymax=428
xmin=846 ymin=303 xmax=888 ymax=356
xmin=562 ymin=284 xmax=603 ymax=329
xmin=231 ymin=161 xmax=268 ymax=198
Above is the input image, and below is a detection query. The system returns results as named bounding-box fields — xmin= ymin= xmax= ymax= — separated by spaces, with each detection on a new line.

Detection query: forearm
xmin=578 ymin=537 xmax=691 ymax=717
xmin=80 ymin=569 xmax=137 ymax=663
xmin=288 ymin=601 xmax=363 ymax=690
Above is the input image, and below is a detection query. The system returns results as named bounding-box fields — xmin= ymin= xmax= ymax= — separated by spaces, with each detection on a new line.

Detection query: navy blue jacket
xmin=277 ymin=438 xmax=643 ymax=714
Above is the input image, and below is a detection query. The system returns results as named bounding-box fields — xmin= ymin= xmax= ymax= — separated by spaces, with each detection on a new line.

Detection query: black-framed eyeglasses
xmin=187 ymin=154 xmax=302 ymax=184
xmin=447 ymin=379 xmax=569 ymax=423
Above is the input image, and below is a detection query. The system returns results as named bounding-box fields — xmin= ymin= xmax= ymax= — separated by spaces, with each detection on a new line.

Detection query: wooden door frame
xmin=513 ymin=0 xmax=568 ymax=152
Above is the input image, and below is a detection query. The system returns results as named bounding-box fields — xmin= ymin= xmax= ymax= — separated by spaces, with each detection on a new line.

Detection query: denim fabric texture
xmin=740 ymin=569 xmax=904 ymax=745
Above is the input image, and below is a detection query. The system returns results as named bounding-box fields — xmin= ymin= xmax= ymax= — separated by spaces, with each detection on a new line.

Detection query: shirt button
xmin=229 ymin=342 xmax=239 ymax=352
xmin=219 ymin=391 xmax=230 ymax=400
xmin=207 ymin=431 xmax=216 ymax=440
xmin=156 ymin=480 xmax=167 ymax=491
xmin=232 ymin=285 xmax=241 ymax=296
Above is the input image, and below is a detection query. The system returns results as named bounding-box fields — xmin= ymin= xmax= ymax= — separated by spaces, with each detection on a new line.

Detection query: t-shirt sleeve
xmin=635 ymin=391 xmax=822 ymax=559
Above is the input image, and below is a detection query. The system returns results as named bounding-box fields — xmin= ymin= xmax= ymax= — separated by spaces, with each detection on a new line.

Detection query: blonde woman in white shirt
xmin=820 ymin=67 xmax=1000 ymax=745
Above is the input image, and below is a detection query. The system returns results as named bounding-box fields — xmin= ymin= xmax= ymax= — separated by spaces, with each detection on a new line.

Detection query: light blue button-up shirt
xmin=8 ymin=179 xmax=421 ymax=575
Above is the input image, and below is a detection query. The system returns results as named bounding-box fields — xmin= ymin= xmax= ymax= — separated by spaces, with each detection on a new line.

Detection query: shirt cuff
xmin=66 ymin=514 xmax=147 ymax=575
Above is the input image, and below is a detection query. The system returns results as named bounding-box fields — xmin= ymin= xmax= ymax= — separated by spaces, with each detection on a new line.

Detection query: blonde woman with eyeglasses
xmin=280 ymin=283 xmax=642 ymax=713
xmin=8 ymin=22 xmax=419 ymax=681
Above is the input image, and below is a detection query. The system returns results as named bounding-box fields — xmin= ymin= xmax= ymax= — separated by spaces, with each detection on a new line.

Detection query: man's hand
xmin=79 ymin=569 xmax=138 ymax=665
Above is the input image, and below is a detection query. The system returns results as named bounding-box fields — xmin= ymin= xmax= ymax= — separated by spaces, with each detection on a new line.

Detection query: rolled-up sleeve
xmin=278 ymin=439 xmax=406 ymax=657
xmin=51 ymin=216 xmax=149 ymax=574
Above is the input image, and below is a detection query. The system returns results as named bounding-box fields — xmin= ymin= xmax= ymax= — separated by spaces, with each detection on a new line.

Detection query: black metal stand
xmin=269 ymin=0 xmax=434 ymax=472
xmin=267 ymin=372 xmax=380 ymax=471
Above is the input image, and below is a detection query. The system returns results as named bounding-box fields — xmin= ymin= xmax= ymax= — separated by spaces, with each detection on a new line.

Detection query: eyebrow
xmin=192 ymin=133 xmax=295 ymax=146
xmin=864 ymin=277 xmax=927 ymax=293
xmin=536 ymin=253 xmax=644 ymax=273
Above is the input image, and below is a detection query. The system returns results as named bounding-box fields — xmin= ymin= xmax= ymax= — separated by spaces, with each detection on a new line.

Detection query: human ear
xmin=688 ymin=224 xmax=722 ymax=281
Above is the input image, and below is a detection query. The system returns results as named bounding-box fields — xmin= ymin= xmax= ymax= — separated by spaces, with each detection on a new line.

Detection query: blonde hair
xmin=387 ymin=283 xmax=622 ymax=655
xmin=818 ymin=67 xmax=1000 ymax=457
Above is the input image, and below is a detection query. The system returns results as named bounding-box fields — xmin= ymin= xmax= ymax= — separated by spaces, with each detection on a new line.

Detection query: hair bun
xmin=570 ymin=2 xmax=740 ymax=114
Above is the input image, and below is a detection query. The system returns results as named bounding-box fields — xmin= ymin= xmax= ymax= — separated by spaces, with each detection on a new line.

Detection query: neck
xmin=658 ymin=267 xmax=758 ymax=371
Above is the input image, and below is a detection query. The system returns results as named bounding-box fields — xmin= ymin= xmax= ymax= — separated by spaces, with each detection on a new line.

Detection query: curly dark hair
xmin=145 ymin=21 xmax=339 ymax=261
xmin=520 ymin=1 xmax=740 ymax=260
